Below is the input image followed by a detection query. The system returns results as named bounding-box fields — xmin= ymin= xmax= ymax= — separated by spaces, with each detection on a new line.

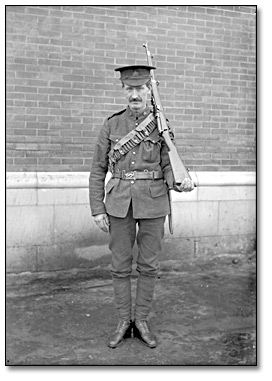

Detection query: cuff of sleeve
xmin=91 ymin=203 xmax=107 ymax=216
xmin=164 ymin=170 xmax=174 ymax=189
xmin=173 ymin=183 xmax=183 ymax=192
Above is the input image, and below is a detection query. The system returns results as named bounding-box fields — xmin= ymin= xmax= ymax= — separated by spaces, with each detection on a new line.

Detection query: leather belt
xmin=113 ymin=170 xmax=163 ymax=180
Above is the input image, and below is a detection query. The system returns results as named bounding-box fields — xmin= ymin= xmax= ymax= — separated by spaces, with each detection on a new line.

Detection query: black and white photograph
xmin=5 ymin=4 xmax=258 ymax=370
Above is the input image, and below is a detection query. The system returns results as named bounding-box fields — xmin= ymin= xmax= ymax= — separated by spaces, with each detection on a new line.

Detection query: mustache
xmin=129 ymin=97 xmax=142 ymax=102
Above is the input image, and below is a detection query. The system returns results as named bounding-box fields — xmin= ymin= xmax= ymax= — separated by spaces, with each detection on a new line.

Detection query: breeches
xmin=108 ymin=202 xmax=165 ymax=278
xmin=108 ymin=202 xmax=165 ymax=320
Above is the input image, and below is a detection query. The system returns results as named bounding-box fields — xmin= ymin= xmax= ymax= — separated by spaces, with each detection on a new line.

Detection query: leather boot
xmin=107 ymin=320 xmax=133 ymax=348
xmin=133 ymin=319 xmax=157 ymax=348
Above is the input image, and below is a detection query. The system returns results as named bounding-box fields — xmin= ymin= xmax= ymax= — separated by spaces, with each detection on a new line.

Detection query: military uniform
xmin=89 ymin=65 xmax=176 ymax=348
xmin=90 ymin=105 xmax=174 ymax=219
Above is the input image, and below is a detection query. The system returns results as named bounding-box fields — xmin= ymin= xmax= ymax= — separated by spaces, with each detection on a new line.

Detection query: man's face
xmin=123 ymin=83 xmax=150 ymax=113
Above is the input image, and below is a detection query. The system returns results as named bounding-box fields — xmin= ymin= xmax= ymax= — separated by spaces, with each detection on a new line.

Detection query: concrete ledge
xmin=6 ymin=172 xmax=89 ymax=189
xmin=6 ymin=171 xmax=256 ymax=189
xmin=6 ymin=171 xmax=256 ymax=273
xmin=194 ymin=171 xmax=255 ymax=186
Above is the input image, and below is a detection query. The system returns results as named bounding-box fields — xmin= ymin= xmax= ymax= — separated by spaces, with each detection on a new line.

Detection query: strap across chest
xmin=108 ymin=113 xmax=157 ymax=170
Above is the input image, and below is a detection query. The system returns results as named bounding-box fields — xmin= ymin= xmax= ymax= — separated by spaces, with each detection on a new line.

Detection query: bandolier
xmin=108 ymin=113 xmax=156 ymax=173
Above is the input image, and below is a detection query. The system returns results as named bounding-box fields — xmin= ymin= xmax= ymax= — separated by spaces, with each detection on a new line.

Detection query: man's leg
xmin=107 ymin=203 xmax=136 ymax=347
xmin=134 ymin=216 xmax=165 ymax=347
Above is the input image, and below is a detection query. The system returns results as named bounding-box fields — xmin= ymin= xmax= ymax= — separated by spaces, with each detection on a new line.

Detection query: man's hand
xmin=93 ymin=213 xmax=110 ymax=233
xmin=174 ymin=178 xmax=195 ymax=192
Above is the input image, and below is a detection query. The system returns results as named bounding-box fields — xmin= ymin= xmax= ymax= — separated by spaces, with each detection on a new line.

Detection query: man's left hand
xmin=174 ymin=178 xmax=195 ymax=192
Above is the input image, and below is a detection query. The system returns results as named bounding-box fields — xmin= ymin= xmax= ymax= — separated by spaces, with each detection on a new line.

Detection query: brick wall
xmin=6 ymin=5 xmax=256 ymax=172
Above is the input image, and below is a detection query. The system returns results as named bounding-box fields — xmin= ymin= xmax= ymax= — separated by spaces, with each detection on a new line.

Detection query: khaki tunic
xmin=89 ymin=105 xmax=175 ymax=219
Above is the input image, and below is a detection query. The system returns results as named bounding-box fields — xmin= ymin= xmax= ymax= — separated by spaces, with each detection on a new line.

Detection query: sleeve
xmin=89 ymin=119 xmax=111 ymax=216
xmin=160 ymin=127 xmax=175 ymax=189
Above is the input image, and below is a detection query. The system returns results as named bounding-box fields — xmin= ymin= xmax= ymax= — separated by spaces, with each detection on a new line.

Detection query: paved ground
xmin=6 ymin=252 xmax=256 ymax=366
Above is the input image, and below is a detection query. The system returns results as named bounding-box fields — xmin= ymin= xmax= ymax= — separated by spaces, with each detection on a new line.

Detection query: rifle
xmin=143 ymin=42 xmax=196 ymax=235
xmin=143 ymin=42 xmax=193 ymax=186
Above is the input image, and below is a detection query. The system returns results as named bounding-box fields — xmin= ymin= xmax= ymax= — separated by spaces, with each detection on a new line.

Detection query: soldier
xmin=89 ymin=64 xmax=194 ymax=349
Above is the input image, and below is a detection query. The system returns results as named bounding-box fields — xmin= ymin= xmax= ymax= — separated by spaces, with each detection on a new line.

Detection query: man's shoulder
xmin=107 ymin=108 xmax=126 ymax=121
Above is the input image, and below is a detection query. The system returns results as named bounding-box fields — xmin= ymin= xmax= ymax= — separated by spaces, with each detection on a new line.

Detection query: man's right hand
xmin=93 ymin=213 xmax=110 ymax=233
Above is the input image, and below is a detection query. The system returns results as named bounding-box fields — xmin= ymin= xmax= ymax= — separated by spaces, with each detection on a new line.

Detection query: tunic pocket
xmin=142 ymin=135 xmax=162 ymax=162
xmin=149 ymin=180 xmax=168 ymax=198
xmin=109 ymin=134 xmax=122 ymax=148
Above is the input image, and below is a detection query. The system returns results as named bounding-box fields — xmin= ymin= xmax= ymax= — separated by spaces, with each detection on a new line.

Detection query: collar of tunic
xmin=126 ymin=105 xmax=151 ymax=120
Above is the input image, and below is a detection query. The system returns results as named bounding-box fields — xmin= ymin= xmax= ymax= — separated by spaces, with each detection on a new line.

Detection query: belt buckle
xmin=123 ymin=171 xmax=136 ymax=180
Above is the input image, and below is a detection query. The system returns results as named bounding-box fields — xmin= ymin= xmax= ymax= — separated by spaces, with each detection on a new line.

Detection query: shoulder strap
xmin=108 ymin=113 xmax=157 ymax=171
xmin=107 ymin=108 xmax=126 ymax=120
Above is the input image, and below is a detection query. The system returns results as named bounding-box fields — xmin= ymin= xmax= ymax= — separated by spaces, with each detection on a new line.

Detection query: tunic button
xmin=131 ymin=161 xmax=135 ymax=165
xmin=133 ymin=152 xmax=136 ymax=155
xmin=131 ymin=180 xmax=134 ymax=184
xmin=135 ymin=123 xmax=138 ymax=126
xmin=115 ymin=139 xmax=119 ymax=142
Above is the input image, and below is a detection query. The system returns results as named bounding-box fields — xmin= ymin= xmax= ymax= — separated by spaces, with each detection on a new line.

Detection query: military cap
xmin=115 ymin=65 xmax=156 ymax=86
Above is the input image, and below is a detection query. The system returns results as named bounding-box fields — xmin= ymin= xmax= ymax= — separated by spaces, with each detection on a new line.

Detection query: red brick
xmin=6 ymin=5 xmax=256 ymax=172
xmin=14 ymin=86 xmax=37 ymax=93
xmin=38 ymin=158 xmax=61 ymax=165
